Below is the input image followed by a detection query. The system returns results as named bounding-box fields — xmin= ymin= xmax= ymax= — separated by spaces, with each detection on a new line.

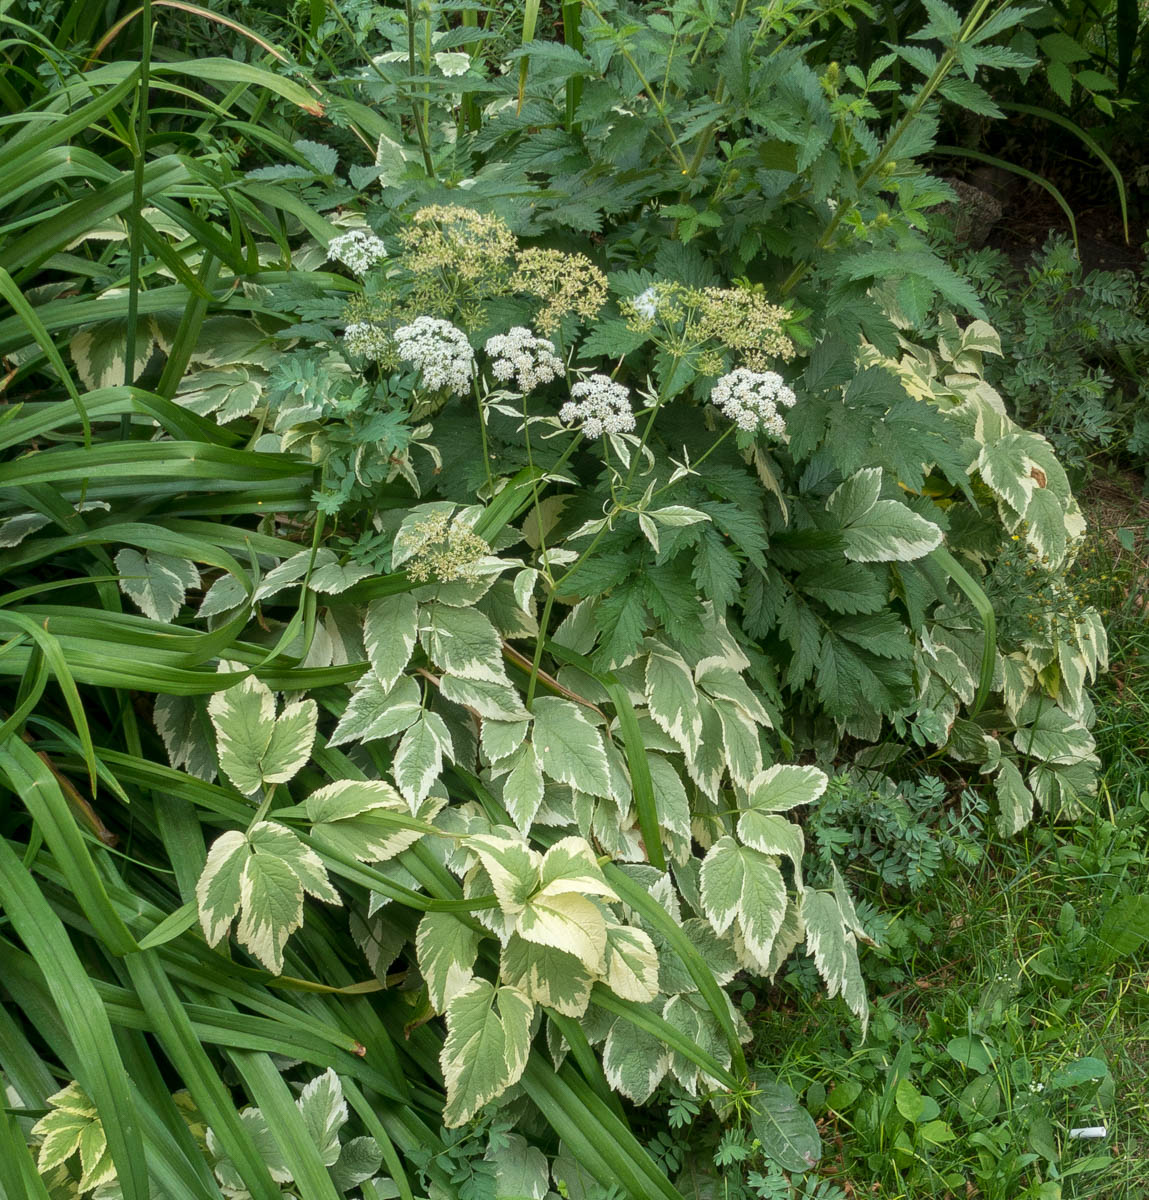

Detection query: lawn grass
xmin=747 ymin=486 xmax=1149 ymax=1200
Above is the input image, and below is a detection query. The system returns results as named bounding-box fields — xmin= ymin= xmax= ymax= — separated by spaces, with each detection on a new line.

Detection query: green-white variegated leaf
xmin=764 ymin=898 xmax=805 ymax=981
xmin=209 ymin=1107 xmax=292 ymax=1190
xmin=830 ymin=863 xmax=868 ymax=943
xmin=296 ymin=1070 xmax=347 ymax=1167
xmin=700 ymin=837 xmax=787 ymax=964
xmin=364 ymin=592 xmax=419 ymax=690
xmin=485 ymin=1132 xmax=549 ymax=1200
xmin=482 ymin=717 xmax=530 ymax=762
xmin=826 ymin=467 xmax=881 ymax=525
xmin=0 ymin=511 xmax=51 ymax=547
xmin=32 ymin=1084 xmax=98 ymax=1175
xmin=712 ymin=697 xmax=762 ymax=788
xmin=393 ymin=711 xmax=453 ymax=810
xmin=305 ymin=778 xmax=437 ymax=862
xmin=331 ymin=1137 xmax=384 ymax=1194
xmin=737 ymin=812 xmax=804 ymax=889
xmin=71 ymin=316 xmax=156 ymax=390
xmin=199 ymin=573 xmax=248 ymax=619
xmin=801 ymin=887 xmax=868 ymax=1031
xmin=501 ymin=740 xmax=545 ymax=833
xmin=309 ymin=559 xmax=373 ymax=594
xmin=440 ymin=979 xmax=534 ymax=1127
xmin=423 ymin=602 xmax=508 ymax=683
xmin=532 ymin=697 xmax=611 ymax=798
xmin=662 ymin=992 xmax=731 ymax=1094
xmin=537 ymin=836 xmax=616 ymax=899
xmin=746 ymin=764 xmax=828 ymax=813
xmin=468 ymin=833 xmax=542 ymax=914
xmin=1023 ymin=486 xmax=1068 ymax=568
xmin=1000 ymin=654 xmax=1036 ymax=722
xmin=501 ymin=934 xmax=593 ymax=1017
xmin=153 ymin=694 xmax=218 ymax=780
xmin=440 ymin=674 xmax=530 ymax=721
xmin=253 ymin=549 xmax=333 ymax=602
xmin=603 ymin=921 xmax=660 ymax=1002
xmin=196 ymin=829 xmax=248 ymax=947
xmin=115 ymin=547 xmax=199 ymax=622
xmin=518 ymin=889 xmax=607 ymax=972
xmin=602 ymin=1017 xmax=670 ymax=1104
xmin=176 ymin=366 xmax=263 ymax=420
xmin=1013 ymin=705 xmax=1094 ymax=763
xmin=329 ymin=674 xmax=421 ymax=747
xmin=646 ymin=752 xmax=690 ymax=844
xmin=684 ymin=697 xmax=726 ymax=802
xmin=840 ymin=500 xmax=942 ymax=563
xmin=976 ymin=433 xmax=1033 ymax=514
xmin=208 ymin=676 xmax=316 ymax=795
xmin=417 ymin=911 xmax=481 ymax=1012
xmin=694 ymin=663 xmax=771 ymax=726
xmin=995 ymin=757 xmax=1034 ymax=835
xmin=658 ymin=918 xmax=740 ymax=995
xmin=645 ymin=645 xmax=703 ymax=755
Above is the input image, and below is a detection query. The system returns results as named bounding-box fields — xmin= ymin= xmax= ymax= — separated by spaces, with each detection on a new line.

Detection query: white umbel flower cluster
xmin=710 ymin=368 xmax=796 ymax=436
xmin=343 ymin=322 xmax=389 ymax=361
xmin=394 ymin=317 xmax=475 ymax=395
xmin=327 ymin=230 xmax=387 ymax=275
xmin=484 ymin=327 xmax=563 ymax=393
xmin=559 ymin=374 xmax=635 ymax=439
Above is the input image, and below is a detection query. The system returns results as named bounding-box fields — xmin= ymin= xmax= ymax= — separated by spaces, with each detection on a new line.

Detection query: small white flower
xmin=710 ymin=367 xmax=796 ymax=438
xmin=394 ymin=316 xmax=475 ymax=395
xmin=632 ymin=287 xmax=660 ymax=321
xmin=344 ymin=321 xmax=389 ymax=361
xmin=560 ymin=374 xmax=635 ymax=439
xmin=327 ymin=230 xmax=388 ymax=275
xmin=484 ymin=327 xmax=563 ymax=393
xmin=1028 ymin=1081 xmax=1045 ymax=1094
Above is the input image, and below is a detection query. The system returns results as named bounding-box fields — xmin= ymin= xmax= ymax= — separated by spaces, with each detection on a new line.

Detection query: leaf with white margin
xmin=513 ymin=568 xmax=538 ymax=612
xmin=208 ymin=675 xmax=316 ymax=795
xmin=393 ymin=711 xmax=453 ymax=810
xmin=976 ymin=433 xmax=1033 ymax=514
xmin=694 ymin=663 xmax=771 ymax=726
xmin=305 ymin=778 xmax=440 ymax=862
xmin=331 ymin=1137 xmax=383 ymax=1193
xmin=485 ymin=1132 xmax=549 ymax=1200
xmin=482 ymin=717 xmax=530 ymax=762
xmin=841 ymin=500 xmax=942 ymax=563
xmin=763 ymin=898 xmax=805 ymax=981
xmin=746 ymin=763 xmax=828 ymax=813
xmin=802 ymin=887 xmax=868 ymax=1031
xmin=0 ymin=511 xmax=51 ymax=548
xmin=662 ymin=992 xmax=731 ymax=1094
xmin=1013 ymin=705 xmax=1094 ymax=763
xmin=253 ymin=548 xmax=334 ymax=603
xmin=685 ymin=697 xmax=726 ymax=801
xmin=532 ymin=696 xmax=611 ymax=798
xmin=422 ymin=602 xmax=508 ymax=684
xmin=712 ymin=697 xmax=762 ymax=788
xmin=603 ymin=921 xmax=660 ymax=1002
xmin=602 ymin=1017 xmax=670 ymax=1104
xmin=115 ymin=547 xmax=199 ymax=622
xmin=995 ymin=757 xmax=1034 ymax=835
xmin=646 ymin=752 xmax=690 ymax=843
xmin=516 ymin=891 xmax=606 ymax=973
xmin=440 ymin=674 xmax=529 ymax=721
xmin=500 ymin=935 xmax=593 ymax=1018
xmin=645 ymin=644 xmax=702 ymax=755
xmin=500 ymin=740 xmax=546 ymax=833
xmin=329 ymin=674 xmax=421 ymax=747
xmin=308 ymin=559 xmax=372 ymax=594
xmin=467 ymin=833 xmax=541 ymax=914
xmin=700 ymin=836 xmax=787 ymax=964
xmin=440 ymin=979 xmax=533 ymax=1127
xmin=199 ymin=573 xmax=248 ymax=619
xmin=296 ymin=1069 xmax=347 ymax=1167
xmin=417 ymin=910 xmax=481 ymax=1012
xmin=196 ymin=830 xmax=248 ymax=947
xmin=737 ymin=812 xmax=804 ymax=890
xmin=364 ymin=592 xmax=419 ymax=691
xmin=826 ymin=467 xmax=882 ymax=525
xmin=154 ymin=693 xmax=218 ymax=780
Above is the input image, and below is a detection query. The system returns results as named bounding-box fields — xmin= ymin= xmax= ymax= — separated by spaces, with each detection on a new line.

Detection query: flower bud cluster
xmin=559 ymin=375 xmax=635 ymax=439
xmin=484 ymin=327 xmax=563 ymax=393
xmin=711 ymin=368 xmax=796 ymax=437
xmin=327 ymin=230 xmax=388 ymax=275
xmin=394 ymin=317 xmax=475 ymax=395
xmin=343 ymin=322 xmax=390 ymax=361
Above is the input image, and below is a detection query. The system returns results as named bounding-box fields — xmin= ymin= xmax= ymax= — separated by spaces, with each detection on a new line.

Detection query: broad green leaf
xmin=501 ymin=934 xmax=593 ymax=1017
xmin=393 ymin=712 xmax=452 ymax=810
xmin=645 ymin=645 xmax=703 ymax=755
xmin=532 ymin=697 xmax=611 ymax=798
xmin=749 ymin=1076 xmax=822 ymax=1174
xmin=603 ymin=921 xmax=660 ymax=1002
xmin=700 ymin=837 xmax=787 ymax=964
xmin=946 ymin=1036 xmax=993 ymax=1073
xmin=746 ymin=764 xmax=828 ymax=813
xmin=417 ymin=910 xmax=481 ymax=1011
xmin=115 ymin=547 xmax=199 ymax=622
xmin=364 ymin=592 xmax=419 ymax=690
xmin=602 ymin=1017 xmax=670 ymax=1104
xmin=440 ymin=979 xmax=534 ymax=1127
xmin=329 ymin=674 xmax=421 ymax=746
xmin=501 ymin=740 xmax=546 ymax=833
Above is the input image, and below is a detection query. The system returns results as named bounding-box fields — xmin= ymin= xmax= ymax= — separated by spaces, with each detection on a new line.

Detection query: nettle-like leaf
xmin=208 ymin=675 xmax=317 ymax=796
xmin=31 ymin=1082 xmax=115 ymax=1192
xmin=826 ymin=468 xmax=942 ymax=562
xmin=700 ymin=836 xmax=788 ymax=968
xmin=115 ymin=547 xmax=200 ymax=622
xmin=196 ymin=820 xmax=339 ymax=973
xmin=304 ymin=778 xmax=441 ymax=862
xmin=440 ymin=978 xmax=534 ymax=1127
